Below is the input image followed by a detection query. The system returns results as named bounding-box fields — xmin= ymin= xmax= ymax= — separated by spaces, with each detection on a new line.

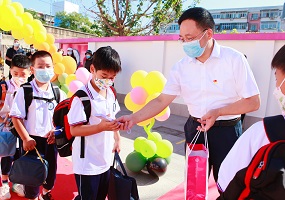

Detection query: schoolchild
xmin=217 ymin=44 xmax=285 ymax=197
xmin=10 ymin=51 xmax=66 ymax=200
xmin=0 ymin=54 xmax=31 ymax=200
xmin=68 ymin=46 xmax=122 ymax=200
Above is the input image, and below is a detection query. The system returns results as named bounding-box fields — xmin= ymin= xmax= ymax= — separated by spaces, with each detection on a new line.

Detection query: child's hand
xmin=23 ymin=137 xmax=36 ymax=151
xmin=46 ymin=129 xmax=55 ymax=144
xmin=112 ymin=140 xmax=121 ymax=153
xmin=98 ymin=119 xmax=121 ymax=132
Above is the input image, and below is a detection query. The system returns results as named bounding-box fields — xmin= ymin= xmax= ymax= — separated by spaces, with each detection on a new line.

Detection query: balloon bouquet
xmin=124 ymin=70 xmax=173 ymax=177
xmin=0 ymin=0 xmax=91 ymax=97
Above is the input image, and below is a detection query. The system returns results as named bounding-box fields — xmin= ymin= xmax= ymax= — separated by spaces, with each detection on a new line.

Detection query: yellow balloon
xmin=124 ymin=93 xmax=143 ymax=111
xmin=45 ymin=33 xmax=55 ymax=44
xmin=49 ymin=44 xmax=57 ymax=54
xmin=52 ymin=52 xmax=63 ymax=64
xmin=144 ymin=71 xmax=166 ymax=95
xmin=31 ymin=19 xmax=43 ymax=32
xmin=67 ymin=91 xmax=74 ymax=98
xmin=24 ymin=35 xmax=34 ymax=45
xmin=130 ymin=70 xmax=147 ymax=88
xmin=22 ymin=24 xmax=34 ymax=38
xmin=11 ymin=2 xmax=24 ymax=15
xmin=2 ymin=0 xmax=11 ymax=5
xmin=34 ymin=31 xmax=47 ymax=43
xmin=11 ymin=29 xmax=23 ymax=40
xmin=137 ymin=118 xmax=153 ymax=127
xmin=65 ymin=74 xmax=76 ymax=85
xmin=37 ymin=42 xmax=50 ymax=52
xmin=0 ymin=1 xmax=3 ymax=6
xmin=54 ymin=63 xmax=65 ymax=75
xmin=11 ymin=16 xmax=23 ymax=31
xmin=62 ymin=56 xmax=76 ymax=74
xmin=21 ymin=12 xmax=33 ymax=24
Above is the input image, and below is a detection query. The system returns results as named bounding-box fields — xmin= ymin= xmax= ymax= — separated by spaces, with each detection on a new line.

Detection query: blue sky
xmin=15 ymin=0 xmax=285 ymax=16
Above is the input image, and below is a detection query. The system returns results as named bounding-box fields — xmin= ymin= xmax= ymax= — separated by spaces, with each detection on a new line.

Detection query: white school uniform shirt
xmin=67 ymin=81 xmax=120 ymax=175
xmin=217 ymin=120 xmax=270 ymax=191
xmin=0 ymin=79 xmax=19 ymax=118
xmin=10 ymin=79 xmax=66 ymax=137
xmin=163 ymin=40 xmax=260 ymax=120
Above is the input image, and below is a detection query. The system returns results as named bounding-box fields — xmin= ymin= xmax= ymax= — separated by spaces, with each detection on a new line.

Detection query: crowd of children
xmin=0 ymin=46 xmax=123 ymax=200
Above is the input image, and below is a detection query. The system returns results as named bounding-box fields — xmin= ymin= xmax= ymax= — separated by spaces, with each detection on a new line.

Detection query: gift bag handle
xmin=113 ymin=151 xmax=128 ymax=177
xmin=24 ymin=147 xmax=45 ymax=164
xmin=188 ymin=130 xmax=208 ymax=153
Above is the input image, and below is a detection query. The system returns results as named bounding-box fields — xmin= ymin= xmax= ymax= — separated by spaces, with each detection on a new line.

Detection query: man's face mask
xmin=182 ymin=30 xmax=208 ymax=58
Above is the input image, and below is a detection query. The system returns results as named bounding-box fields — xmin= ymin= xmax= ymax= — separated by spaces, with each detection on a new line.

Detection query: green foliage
xmin=85 ymin=0 xmax=200 ymax=36
xmin=24 ymin=8 xmax=46 ymax=24
xmin=230 ymin=28 xmax=238 ymax=34
xmin=55 ymin=11 xmax=99 ymax=35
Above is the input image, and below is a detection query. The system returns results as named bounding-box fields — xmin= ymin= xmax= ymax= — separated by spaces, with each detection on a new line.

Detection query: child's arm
xmin=112 ymin=131 xmax=121 ymax=153
xmin=70 ymin=119 xmax=120 ymax=137
xmin=11 ymin=117 xmax=36 ymax=151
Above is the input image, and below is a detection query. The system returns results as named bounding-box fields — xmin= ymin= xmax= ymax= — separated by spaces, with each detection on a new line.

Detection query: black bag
xmin=9 ymin=147 xmax=49 ymax=187
xmin=108 ymin=152 xmax=139 ymax=200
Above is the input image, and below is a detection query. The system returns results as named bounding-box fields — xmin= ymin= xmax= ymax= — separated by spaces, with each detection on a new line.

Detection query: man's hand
xmin=197 ymin=108 xmax=220 ymax=132
xmin=116 ymin=115 xmax=134 ymax=131
xmin=23 ymin=137 xmax=36 ymax=151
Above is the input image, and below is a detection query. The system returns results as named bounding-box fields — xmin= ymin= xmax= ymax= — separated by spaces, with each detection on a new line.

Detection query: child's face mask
xmin=12 ymin=77 xmax=26 ymax=86
xmin=34 ymin=68 xmax=54 ymax=83
xmin=94 ymin=76 xmax=114 ymax=90
xmin=273 ymin=77 xmax=285 ymax=115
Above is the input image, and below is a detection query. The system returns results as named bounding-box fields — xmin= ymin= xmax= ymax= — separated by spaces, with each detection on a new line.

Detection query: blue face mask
xmin=86 ymin=55 xmax=91 ymax=59
xmin=182 ymin=31 xmax=207 ymax=58
xmin=34 ymin=68 xmax=54 ymax=83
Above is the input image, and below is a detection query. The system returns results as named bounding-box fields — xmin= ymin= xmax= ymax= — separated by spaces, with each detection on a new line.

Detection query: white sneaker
xmin=0 ymin=184 xmax=11 ymax=200
xmin=11 ymin=183 xmax=25 ymax=197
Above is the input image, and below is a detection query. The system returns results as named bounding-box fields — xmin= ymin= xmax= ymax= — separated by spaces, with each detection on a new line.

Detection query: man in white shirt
xmin=117 ymin=7 xmax=260 ymax=183
xmin=217 ymin=44 xmax=285 ymax=198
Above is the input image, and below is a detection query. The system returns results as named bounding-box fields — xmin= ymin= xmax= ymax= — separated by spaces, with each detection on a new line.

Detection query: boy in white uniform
xmin=68 ymin=46 xmax=122 ymax=200
xmin=0 ymin=55 xmax=31 ymax=199
xmin=10 ymin=51 xmax=66 ymax=200
xmin=217 ymin=44 xmax=285 ymax=196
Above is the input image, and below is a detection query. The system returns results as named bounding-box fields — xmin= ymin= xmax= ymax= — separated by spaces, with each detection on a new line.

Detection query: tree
xmin=24 ymin=8 xmax=46 ymax=24
xmin=55 ymin=11 xmax=99 ymax=35
xmin=84 ymin=0 xmax=200 ymax=36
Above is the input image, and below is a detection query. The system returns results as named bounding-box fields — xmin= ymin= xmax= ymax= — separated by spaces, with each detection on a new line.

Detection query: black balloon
xmin=146 ymin=157 xmax=167 ymax=177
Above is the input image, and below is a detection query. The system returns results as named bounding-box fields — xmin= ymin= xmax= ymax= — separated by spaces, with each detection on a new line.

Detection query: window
xmin=261 ymin=21 xmax=277 ymax=29
xmin=251 ymin=13 xmax=259 ymax=20
xmin=250 ymin=24 xmax=257 ymax=31
xmin=220 ymin=23 xmax=247 ymax=30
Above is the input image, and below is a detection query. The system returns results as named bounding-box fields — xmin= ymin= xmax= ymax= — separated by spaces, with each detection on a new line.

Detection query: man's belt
xmin=190 ymin=116 xmax=241 ymax=127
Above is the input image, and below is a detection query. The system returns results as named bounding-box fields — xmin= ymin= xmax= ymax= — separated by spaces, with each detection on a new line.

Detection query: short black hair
xmin=92 ymin=46 xmax=122 ymax=73
xmin=272 ymin=45 xmax=285 ymax=74
xmin=11 ymin=54 xmax=31 ymax=69
xmin=178 ymin=7 xmax=215 ymax=31
xmin=31 ymin=50 xmax=53 ymax=66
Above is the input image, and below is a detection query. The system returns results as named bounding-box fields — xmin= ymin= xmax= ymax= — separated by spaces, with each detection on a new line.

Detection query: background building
xmin=160 ymin=4 xmax=285 ymax=34
xmin=53 ymin=0 xmax=79 ymax=26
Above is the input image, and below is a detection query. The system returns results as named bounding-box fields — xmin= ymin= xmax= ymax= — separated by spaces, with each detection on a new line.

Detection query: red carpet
xmin=10 ymin=156 xmax=78 ymax=200
xmin=158 ymin=173 xmax=220 ymax=200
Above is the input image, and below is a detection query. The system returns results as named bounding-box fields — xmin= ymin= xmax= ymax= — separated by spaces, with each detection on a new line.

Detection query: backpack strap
xmin=263 ymin=115 xmax=285 ymax=142
xmin=110 ymin=86 xmax=117 ymax=101
xmin=22 ymin=83 xmax=33 ymax=120
xmin=51 ymin=83 xmax=60 ymax=104
xmin=72 ymin=89 xmax=91 ymax=158
xmin=0 ymin=81 xmax=8 ymax=107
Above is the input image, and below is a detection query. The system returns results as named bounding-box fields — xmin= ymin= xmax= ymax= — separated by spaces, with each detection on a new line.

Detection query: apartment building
xmin=160 ymin=4 xmax=285 ymax=34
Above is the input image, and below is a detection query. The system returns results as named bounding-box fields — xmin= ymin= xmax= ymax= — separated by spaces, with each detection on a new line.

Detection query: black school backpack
xmin=52 ymin=86 xmax=117 ymax=158
xmin=10 ymin=82 xmax=60 ymax=137
xmin=217 ymin=115 xmax=285 ymax=200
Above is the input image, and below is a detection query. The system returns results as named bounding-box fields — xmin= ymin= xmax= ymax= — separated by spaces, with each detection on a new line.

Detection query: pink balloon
xmin=75 ymin=68 xmax=91 ymax=85
xmin=69 ymin=80 xmax=84 ymax=93
xmin=155 ymin=109 xmax=170 ymax=121
xmin=130 ymin=87 xmax=148 ymax=105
